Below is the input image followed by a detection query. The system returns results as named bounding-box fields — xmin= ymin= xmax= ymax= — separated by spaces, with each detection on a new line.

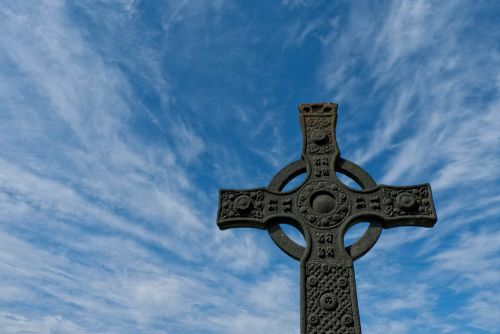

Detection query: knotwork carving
xmin=305 ymin=262 xmax=354 ymax=334
xmin=306 ymin=117 xmax=333 ymax=155
xmin=383 ymin=187 xmax=433 ymax=217
xmin=220 ymin=191 xmax=265 ymax=219
xmin=297 ymin=181 xmax=350 ymax=228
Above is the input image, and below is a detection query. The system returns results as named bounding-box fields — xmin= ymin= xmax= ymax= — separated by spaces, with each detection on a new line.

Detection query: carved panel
xmin=305 ymin=117 xmax=333 ymax=155
xmin=220 ymin=191 xmax=265 ymax=220
xmin=316 ymin=232 xmax=335 ymax=259
xmin=312 ymin=157 xmax=330 ymax=178
xmin=283 ymin=198 xmax=293 ymax=212
xmin=355 ymin=197 xmax=365 ymax=209
xmin=305 ymin=262 xmax=357 ymax=334
xmin=383 ymin=187 xmax=433 ymax=217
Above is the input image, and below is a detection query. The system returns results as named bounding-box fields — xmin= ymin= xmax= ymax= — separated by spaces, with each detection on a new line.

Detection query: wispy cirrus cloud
xmin=318 ymin=0 xmax=500 ymax=189
xmin=0 ymin=312 xmax=87 ymax=334
xmin=0 ymin=1 xmax=286 ymax=333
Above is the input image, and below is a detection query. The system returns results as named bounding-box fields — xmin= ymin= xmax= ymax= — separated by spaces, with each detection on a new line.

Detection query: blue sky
xmin=0 ymin=0 xmax=499 ymax=333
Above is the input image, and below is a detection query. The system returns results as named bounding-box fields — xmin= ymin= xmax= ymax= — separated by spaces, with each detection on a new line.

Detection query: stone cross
xmin=216 ymin=103 xmax=437 ymax=334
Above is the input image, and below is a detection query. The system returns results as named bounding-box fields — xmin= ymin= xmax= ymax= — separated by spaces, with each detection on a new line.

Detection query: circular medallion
xmin=307 ymin=276 xmax=318 ymax=287
xmin=234 ymin=195 xmax=253 ymax=213
xmin=307 ymin=313 xmax=319 ymax=326
xmin=396 ymin=192 xmax=418 ymax=213
xmin=341 ymin=314 xmax=354 ymax=327
xmin=320 ymin=292 xmax=338 ymax=311
xmin=267 ymin=158 xmax=382 ymax=262
xmin=297 ymin=181 xmax=350 ymax=228
xmin=310 ymin=129 xmax=328 ymax=144
xmin=337 ymin=277 xmax=348 ymax=289
xmin=310 ymin=191 xmax=336 ymax=214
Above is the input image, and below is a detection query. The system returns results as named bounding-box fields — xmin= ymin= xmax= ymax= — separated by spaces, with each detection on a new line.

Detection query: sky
xmin=0 ymin=0 xmax=499 ymax=333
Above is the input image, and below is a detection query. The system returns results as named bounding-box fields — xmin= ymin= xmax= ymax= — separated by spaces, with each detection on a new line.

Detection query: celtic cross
xmin=216 ymin=103 xmax=437 ymax=334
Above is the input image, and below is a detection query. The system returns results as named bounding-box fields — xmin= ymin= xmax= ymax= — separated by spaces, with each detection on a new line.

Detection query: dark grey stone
xmin=216 ymin=103 xmax=437 ymax=334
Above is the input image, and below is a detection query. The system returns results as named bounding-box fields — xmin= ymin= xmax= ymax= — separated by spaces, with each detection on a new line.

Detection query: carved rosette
xmin=220 ymin=191 xmax=265 ymax=220
xmin=305 ymin=262 xmax=356 ymax=334
xmin=297 ymin=181 xmax=350 ymax=228
xmin=383 ymin=187 xmax=432 ymax=217
xmin=306 ymin=117 xmax=333 ymax=155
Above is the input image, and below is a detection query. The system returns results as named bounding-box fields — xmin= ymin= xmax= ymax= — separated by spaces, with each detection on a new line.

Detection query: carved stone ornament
xmin=219 ymin=190 xmax=265 ymax=220
xmin=297 ymin=181 xmax=350 ymax=228
xmin=383 ymin=187 xmax=433 ymax=217
xmin=216 ymin=103 xmax=438 ymax=334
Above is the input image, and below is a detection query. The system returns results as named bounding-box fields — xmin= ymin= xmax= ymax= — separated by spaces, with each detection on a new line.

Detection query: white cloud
xmin=431 ymin=229 xmax=500 ymax=289
xmin=460 ymin=291 xmax=500 ymax=330
xmin=0 ymin=313 xmax=87 ymax=334
xmin=0 ymin=2 xmax=296 ymax=333
xmin=318 ymin=0 xmax=500 ymax=192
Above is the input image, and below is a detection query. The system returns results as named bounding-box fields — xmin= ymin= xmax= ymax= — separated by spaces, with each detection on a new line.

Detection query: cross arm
xmin=217 ymin=188 xmax=298 ymax=230
xmin=347 ymin=183 xmax=437 ymax=228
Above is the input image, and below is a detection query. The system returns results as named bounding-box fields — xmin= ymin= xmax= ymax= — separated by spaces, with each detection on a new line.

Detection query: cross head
xmin=216 ymin=103 xmax=437 ymax=334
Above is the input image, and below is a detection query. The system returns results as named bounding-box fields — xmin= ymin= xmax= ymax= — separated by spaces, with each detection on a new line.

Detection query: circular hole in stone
xmin=336 ymin=172 xmax=362 ymax=190
xmin=280 ymin=223 xmax=306 ymax=247
xmin=281 ymin=171 xmax=307 ymax=192
xmin=310 ymin=191 xmax=336 ymax=214
xmin=344 ymin=221 xmax=370 ymax=247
